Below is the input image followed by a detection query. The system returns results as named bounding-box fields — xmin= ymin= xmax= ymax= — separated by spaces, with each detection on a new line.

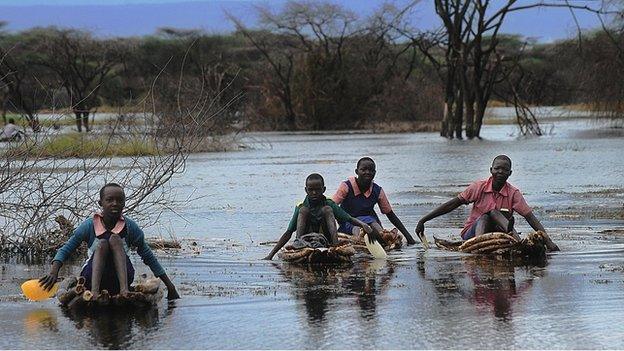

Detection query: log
xmin=459 ymin=232 xmax=516 ymax=251
xmin=435 ymin=231 xmax=556 ymax=260
xmin=463 ymin=238 xmax=516 ymax=253
xmin=470 ymin=243 xmax=515 ymax=254
xmin=134 ymin=278 xmax=160 ymax=294
xmin=58 ymin=289 xmax=78 ymax=306
xmin=147 ymin=239 xmax=182 ymax=250
xmin=58 ymin=276 xmax=165 ymax=309
xmin=339 ymin=228 xmax=404 ymax=251
xmin=434 ymin=237 xmax=464 ymax=251
xmin=96 ymin=290 xmax=111 ymax=306
xmin=278 ymin=244 xmax=355 ymax=264
xmin=278 ymin=248 xmax=315 ymax=261
xmin=57 ymin=276 xmax=77 ymax=293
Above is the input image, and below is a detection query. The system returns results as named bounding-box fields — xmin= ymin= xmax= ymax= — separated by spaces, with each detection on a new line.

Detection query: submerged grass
xmin=4 ymin=133 xmax=159 ymax=158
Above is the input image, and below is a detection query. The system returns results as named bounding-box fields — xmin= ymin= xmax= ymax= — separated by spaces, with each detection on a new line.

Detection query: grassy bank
xmin=2 ymin=132 xmax=245 ymax=159
xmin=4 ymin=133 xmax=159 ymax=158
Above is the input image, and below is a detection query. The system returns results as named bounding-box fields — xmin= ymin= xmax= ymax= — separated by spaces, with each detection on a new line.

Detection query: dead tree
xmin=34 ymin=29 xmax=126 ymax=132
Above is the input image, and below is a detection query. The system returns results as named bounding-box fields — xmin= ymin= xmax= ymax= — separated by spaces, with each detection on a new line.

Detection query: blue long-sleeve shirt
xmin=52 ymin=217 xmax=165 ymax=277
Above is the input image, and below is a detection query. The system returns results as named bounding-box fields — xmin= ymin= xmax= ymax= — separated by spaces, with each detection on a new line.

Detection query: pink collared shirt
xmin=332 ymin=176 xmax=393 ymax=214
xmin=93 ymin=212 xmax=126 ymax=237
xmin=458 ymin=177 xmax=532 ymax=236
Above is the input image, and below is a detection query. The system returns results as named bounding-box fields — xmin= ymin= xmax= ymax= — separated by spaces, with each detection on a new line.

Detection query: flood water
xmin=2 ymin=114 xmax=624 ymax=349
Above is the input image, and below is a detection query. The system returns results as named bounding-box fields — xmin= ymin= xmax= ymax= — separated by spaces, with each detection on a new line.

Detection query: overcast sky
xmin=0 ymin=0 xmax=608 ymax=42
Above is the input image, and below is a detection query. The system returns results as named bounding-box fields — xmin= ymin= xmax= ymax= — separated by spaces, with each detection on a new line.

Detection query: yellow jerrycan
xmin=21 ymin=279 xmax=58 ymax=301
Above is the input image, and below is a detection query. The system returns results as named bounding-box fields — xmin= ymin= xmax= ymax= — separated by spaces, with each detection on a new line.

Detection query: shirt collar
xmin=93 ymin=212 xmax=126 ymax=237
xmin=484 ymin=176 xmax=510 ymax=197
xmin=349 ymin=176 xmax=373 ymax=198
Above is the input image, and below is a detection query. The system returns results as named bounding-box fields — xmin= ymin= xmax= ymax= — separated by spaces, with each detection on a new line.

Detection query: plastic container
xmin=21 ymin=279 xmax=58 ymax=301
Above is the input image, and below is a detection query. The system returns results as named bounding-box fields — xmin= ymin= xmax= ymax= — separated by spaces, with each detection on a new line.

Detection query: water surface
xmin=1 ymin=116 xmax=624 ymax=349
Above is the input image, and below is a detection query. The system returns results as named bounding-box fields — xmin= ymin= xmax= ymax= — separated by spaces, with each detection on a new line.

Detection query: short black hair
xmin=99 ymin=183 xmax=124 ymax=199
xmin=305 ymin=173 xmax=324 ymax=186
xmin=356 ymin=157 xmax=375 ymax=168
xmin=493 ymin=154 xmax=512 ymax=167
xmin=8 ymin=118 xmax=15 ymax=124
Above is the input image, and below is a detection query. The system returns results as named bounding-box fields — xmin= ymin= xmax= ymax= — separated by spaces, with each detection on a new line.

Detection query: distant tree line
xmin=0 ymin=1 xmax=623 ymax=137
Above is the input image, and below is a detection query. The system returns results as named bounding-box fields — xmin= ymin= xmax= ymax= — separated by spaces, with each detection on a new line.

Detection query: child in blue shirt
xmin=39 ymin=183 xmax=179 ymax=300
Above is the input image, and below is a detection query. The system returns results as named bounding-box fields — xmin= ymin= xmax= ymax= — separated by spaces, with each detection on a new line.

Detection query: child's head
xmin=305 ymin=173 xmax=326 ymax=202
xmin=8 ymin=118 xmax=15 ymax=124
xmin=490 ymin=155 xmax=512 ymax=183
xmin=98 ymin=183 xmax=125 ymax=218
xmin=355 ymin=157 xmax=376 ymax=183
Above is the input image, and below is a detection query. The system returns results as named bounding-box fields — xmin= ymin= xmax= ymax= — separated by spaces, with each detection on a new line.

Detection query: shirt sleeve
xmin=331 ymin=182 xmax=349 ymax=204
xmin=511 ymin=190 xmax=532 ymax=216
xmin=458 ymin=181 xmax=480 ymax=203
xmin=329 ymin=200 xmax=353 ymax=223
xmin=129 ymin=221 xmax=165 ymax=277
xmin=53 ymin=220 xmax=90 ymax=263
xmin=286 ymin=205 xmax=300 ymax=232
xmin=377 ymin=188 xmax=393 ymax=214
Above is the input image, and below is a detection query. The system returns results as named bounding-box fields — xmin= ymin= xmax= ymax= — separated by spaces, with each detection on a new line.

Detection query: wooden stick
xmin=459 ymin=232 xmax=516 ymax=251
xmin=462 ymin=238 xmax=515 ymax=253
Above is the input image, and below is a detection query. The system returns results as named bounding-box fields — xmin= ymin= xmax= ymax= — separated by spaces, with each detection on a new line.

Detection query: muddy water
xmin=2 ymin=117 xmax=624 ymax=349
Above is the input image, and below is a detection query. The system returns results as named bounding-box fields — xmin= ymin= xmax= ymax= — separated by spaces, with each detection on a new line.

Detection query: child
xmin=332 ymin=157 xmax=419 ymax=246
xmin=39 ymin=183 xmax=180 ymax=299
xmin=415 ymin=155 xmax=559 ymax=251
xmin=263 ymin=173 xmax=379 ymax=260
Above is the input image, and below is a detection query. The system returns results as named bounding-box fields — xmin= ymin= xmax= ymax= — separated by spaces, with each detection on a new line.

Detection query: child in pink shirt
xmin=415 ymin=155 xmax=559 ymax=251
xmin=333 ymin=157 xmax=418 ymax=246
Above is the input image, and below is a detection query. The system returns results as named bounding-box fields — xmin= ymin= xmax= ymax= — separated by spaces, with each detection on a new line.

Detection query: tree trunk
xmin=474 ymin=99 xmax=486 ymax=138
xmin=465 ymin=95 xmax=475 ymax=139
xmin=453 ymin=88 xmax=463 ymax=139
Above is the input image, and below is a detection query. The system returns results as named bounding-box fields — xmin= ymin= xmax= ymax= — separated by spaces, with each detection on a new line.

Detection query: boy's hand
xmin=167 ymin=286 xmax=180 ymax=300
xmin=361 ymin=224 xmax=373 ymax=235
xmin=38 ymin=273 xmax=58 ymax=291
xmin=415 ymin=221 xmax=425 ymax=237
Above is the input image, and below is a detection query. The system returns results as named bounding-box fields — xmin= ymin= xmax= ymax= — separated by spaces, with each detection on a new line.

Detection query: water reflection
xmin=427 ymin=255 xmax=546 ymax=322
xmin=463 ymin=257 xmax=543 ymax=320
xmin=24 ymin=308 xmax=58 ymax=335
xmin=276 ymin=259 xmax=396 ymax=323
xmin=60 ymin=306 xmax=160 ymax=349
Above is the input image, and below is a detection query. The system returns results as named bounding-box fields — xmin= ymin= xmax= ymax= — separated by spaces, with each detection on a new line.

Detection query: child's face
xmin=355 ymin=160 xmax=376 ymax=183
xmin=490 ymin=158 xmax=512 ymax=184
xmin=99 ymin=186 xmax=126 ymax=218
xmin=305 ymin=179 xmax=326 ymax=202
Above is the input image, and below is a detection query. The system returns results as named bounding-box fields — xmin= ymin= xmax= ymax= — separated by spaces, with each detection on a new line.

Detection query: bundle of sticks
xmin=338 ymin=228 xmax=404 ymax=252
xmin=434 ymin=231 xmax=550 ymax=258
xmin=278 ymin=243 xmax=356 ymax=264
xmin=56 ymin=276 xmax=164 ymax=310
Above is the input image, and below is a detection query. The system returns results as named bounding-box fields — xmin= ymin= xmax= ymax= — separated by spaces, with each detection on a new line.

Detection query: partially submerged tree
xmin=34 ymin=28 xmax=127 ymax=132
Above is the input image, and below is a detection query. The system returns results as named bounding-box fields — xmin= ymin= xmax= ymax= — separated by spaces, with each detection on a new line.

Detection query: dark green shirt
xmin=286 ymin=196 xmax=353 ymax=233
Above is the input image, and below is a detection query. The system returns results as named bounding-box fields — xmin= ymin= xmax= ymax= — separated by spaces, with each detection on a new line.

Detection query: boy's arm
xmin=131 ymin=224 xmax=180 ymax=299
xmin=523 ymin=212 xmax=559 ymax=251
xmin=39 ymin=220 xmax=90 ymax=291
xmin=385 ymin=211 xmax=417 ymax=245
xmin=349 ymin=217 xmax=386 ymax=245
xmin=263 ymin=230 xmax=294 ymax=260
xmin=159 ymin=273 xmax=180 ymax=300
xmin=415 ymin=197 xmax=465 ymax=236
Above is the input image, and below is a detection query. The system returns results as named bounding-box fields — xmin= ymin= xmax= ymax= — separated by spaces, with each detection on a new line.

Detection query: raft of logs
xmin=278 ymin=243 xmax=356 ymax=264
xmin=279 ymin=228 xmax=405 ymax=264
xmin=338 ymin=228 xmax=404 ymax=253
xmin=434 ymin=231 xmax=551 ymax=259
xmin=56 ymin=276 xmax=164 ymax=310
